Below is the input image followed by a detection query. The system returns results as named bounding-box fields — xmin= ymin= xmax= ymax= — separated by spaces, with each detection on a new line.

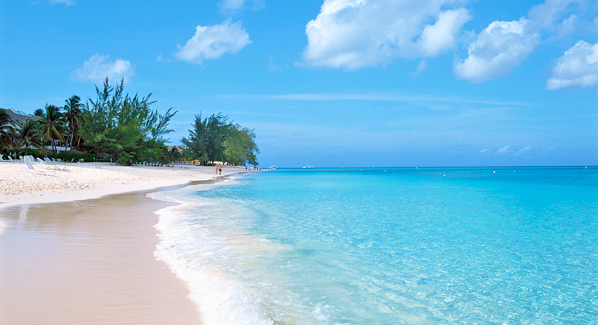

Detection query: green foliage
xmin=166 ymin=146 xmax=184 ymax=164
xmin=0 ymin=109 xmax=14 ymax=151
xmin=2 ymin=147 xmax=43 ymax=160
xmin=182 ymin=112 xmax=259 ymax=166
xmin=182 ymin=113 xmax=231 ymax=165
xmin=78 ymin=78 xmax=177 ymax=165
xmin=38 ymin=104 xmax=65 ymax=155
xmin=14 ymin=119 xmax=42 ymax=155
xmin=224 ymin=124 xmax=260 ymax=166
xmin=63 ymin=95 xmax=84 ymax=150
xmin=51 ymin=151 xmax=98 ymax=162
xmin=5 ymin=78 xmax=261 ymax=166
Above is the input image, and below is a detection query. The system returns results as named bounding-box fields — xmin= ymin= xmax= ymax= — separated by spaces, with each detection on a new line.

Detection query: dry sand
xmin=0 ymin=161 xmax=243 ymax=209
xmin=0 ymin=161 xmax=247 ymax=324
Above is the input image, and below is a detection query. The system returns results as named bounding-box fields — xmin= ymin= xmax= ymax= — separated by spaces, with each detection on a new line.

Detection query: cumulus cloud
xmin=546 ymin=40 xmax=598 ymax=90
xmin=72 ymin=54 xmax=135 ymax=85
xmin=49 ymin=0 xmax=74 ymax=6
xmin=417 ymin=9 xmax=471 ymax=57
xmin=454 ymin=0 xmax=593 ymax=83
xmin=175 ymin=20 xmax=251 ymax=65
xmin=218 ymin=0 xmax=264 ymax=13
xmin=301 ymin=0 xmax=470 ymax=70
xmin=454 ymin=19 xmax=540 ymax=82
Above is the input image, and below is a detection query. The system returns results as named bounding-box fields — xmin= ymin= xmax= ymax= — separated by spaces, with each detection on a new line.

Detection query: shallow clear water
xmin=151 ymin=167 xmax=598 ymax=324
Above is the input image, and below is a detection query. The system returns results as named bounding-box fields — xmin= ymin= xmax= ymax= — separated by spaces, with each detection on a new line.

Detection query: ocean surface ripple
xmin=150 ymin=167 xmax=598 ymax=324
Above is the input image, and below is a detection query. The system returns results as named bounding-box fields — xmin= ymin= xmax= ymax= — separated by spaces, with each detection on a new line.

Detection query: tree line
xmin=0 ymin=79 xmax=259 ymax=166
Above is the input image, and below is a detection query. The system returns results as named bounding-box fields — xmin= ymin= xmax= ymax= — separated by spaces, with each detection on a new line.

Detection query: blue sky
xmin=1 ymin=0 xmax=597 ymax=167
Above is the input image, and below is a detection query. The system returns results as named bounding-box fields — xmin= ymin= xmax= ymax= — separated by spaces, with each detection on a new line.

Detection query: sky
xmin=1 ymin=0 xmax=597 ymax=167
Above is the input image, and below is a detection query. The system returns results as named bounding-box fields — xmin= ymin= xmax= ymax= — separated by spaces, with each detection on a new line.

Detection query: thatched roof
xmin=0 ymin=108 xmax=41 ymax=125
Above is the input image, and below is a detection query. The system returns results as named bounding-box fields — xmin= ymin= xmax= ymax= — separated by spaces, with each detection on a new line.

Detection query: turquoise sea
xmin=150 ymin=167 xmax=598 ymax=324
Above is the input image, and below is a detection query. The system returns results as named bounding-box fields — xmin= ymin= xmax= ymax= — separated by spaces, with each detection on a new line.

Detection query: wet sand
xmin=0 ymin=186 xmax=203 ymax=324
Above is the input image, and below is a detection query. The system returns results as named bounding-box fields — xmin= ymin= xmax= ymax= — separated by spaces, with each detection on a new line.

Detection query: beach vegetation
xmin=2 ymin=78 xmax=260 ymax=166
xmin=51 ymin=151 xmax=99 ymax=163
xmin=78 ymin=78 xmax=177 ymax=165
xmin=166 ymin=146 xmax=184 ymax=164
xmin=182 ymin=112 xmax=230 ymax=165
xmin=33 ymin=108 xmax=44 ymax=117
xmin=224 ymin=124 xmax=259 ymax=166
xmin=38 ymin=104 xmax=65 ymax=155
xmin=63 ymin=95 xmax=84 ymax=151
xmin=13 ymin=119 xmax=43 ymax=155
xmin=182 ymin=113 xmax=259 ymax=166
xmin=0 ymin=109 xmax=14 ymax=153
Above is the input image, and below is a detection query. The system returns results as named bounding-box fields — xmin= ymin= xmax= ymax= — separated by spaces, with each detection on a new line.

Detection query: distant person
xmin=215 ymin=164 xmax=218 ymax=175
xmin=219 ymin=164 xmax=222 ymax=175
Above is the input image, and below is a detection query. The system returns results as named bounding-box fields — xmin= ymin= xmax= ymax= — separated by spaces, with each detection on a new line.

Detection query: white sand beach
xmin=0 ymin=161 xmax=246 ymax=324
xmin=0 ymin=161 xmax=243 ymax=209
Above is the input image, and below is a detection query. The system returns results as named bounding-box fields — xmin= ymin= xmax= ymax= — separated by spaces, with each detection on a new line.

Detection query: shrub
xmin=51 ymin=152 xmax=98 ymax=162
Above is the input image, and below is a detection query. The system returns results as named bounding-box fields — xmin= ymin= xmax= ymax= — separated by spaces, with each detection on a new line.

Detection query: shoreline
xmin=0 ymin=163 xmax=247 ymax=324
xmin=0 ymin=161 xmax=245 ymax=210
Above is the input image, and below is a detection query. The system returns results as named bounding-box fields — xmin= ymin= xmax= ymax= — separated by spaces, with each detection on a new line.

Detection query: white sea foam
xmin=149 ymin=184 xmax=281 ymax=324
xmin=147 ymin=168 xmax=598 ymax=324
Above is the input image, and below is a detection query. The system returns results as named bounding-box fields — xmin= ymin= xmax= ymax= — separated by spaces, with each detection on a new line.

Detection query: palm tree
xmin=168 ymin=146 xmax=182 ymax=164
xmin=63 ymin=95 xmax=83 ymax=150
xmin=0 ymin=109 xmax=14 ymax=153
xmin=14 ymin=119 xmax=42 ymax=155
xmin=38 ymin=104 xmax=65 ymax=155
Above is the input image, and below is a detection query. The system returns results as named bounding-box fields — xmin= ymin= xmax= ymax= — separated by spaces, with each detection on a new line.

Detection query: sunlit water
xmin=149 ymin=167 xmax=598 ymax=324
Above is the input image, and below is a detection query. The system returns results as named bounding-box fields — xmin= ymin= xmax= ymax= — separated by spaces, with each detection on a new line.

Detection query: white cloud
xmin=412 ymin=60 xmax=428 ymax=77
xmin=219 ymin=0 xmax=264 ymax=13
xmin=515 ymin=146 xmax=533 ymax=154
xmin=454 ymin=19 xmax=540 ymax=82
xmin=233 ymin=92 xmax=530 ymax=107
xmin=480 ymin=148 xmax=490 ymax=153
xmin=417 ymin=9 xmax=471 ymax=57
xmin=497 ymin=146 xmax=511 ymax=154
xmin=546 ymin=40 xmax=598 ymax=90
xmin=49 ymin=0 xmax=74 ymax=6
xmin=71 ymin=54 xmax=135 ymax=85
xmin=552 ymin=14 xmax=578 ymax=38
xmin=301 ymin=0 xmax=470 ymax=70
xmin=175 ymin=20 xmax=251 ymax=65
xmin=454 ymin=0 xmax=594 ymax=83
xmin=527 ymin=0 xmax=580 ymax=32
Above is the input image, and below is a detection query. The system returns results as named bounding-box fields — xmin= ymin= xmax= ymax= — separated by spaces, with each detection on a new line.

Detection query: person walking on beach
xmin=219 ymin=164 xmax=222 ymax=175
xmin=215 ymin=164 xmax=219 ymax=175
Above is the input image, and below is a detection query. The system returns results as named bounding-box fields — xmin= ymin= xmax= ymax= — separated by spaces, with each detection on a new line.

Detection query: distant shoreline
xmin=274 ymin=165 xmax=595 ymax=169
